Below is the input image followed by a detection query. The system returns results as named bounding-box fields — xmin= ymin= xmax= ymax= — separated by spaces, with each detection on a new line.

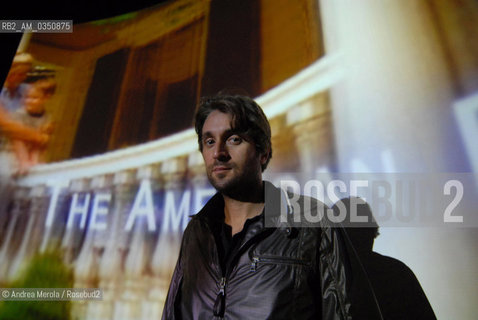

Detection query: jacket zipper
xmin=250 ymin=256 xmax=311 ymax=272
xmin=213 ymin=276 xmax=227 ymax=317
xmin=219 ymin=276 xmax=226 ymax=294
xmin=209 ymin=220 xmax=275 ymax=317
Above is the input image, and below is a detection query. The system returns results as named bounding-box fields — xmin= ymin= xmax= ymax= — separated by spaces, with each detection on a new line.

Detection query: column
xmin=69 ymin=177 xmax=93 ymax=320
xmin=82 ymin=174 xmax=114 ymax=320
xmin=7 ymin=185 xmax=49 ymax=280
xmin=114 ymin=164 xmax=161 ymax=320
xmin=0 ymin=187 xmax=30 ymax=281
xmin=147 ymin=157 xmax=189 ymax=319
xmin=95 ymin=169 xmax=137 ymax=320
xmin=319 ymin=0 xmax=467 ymax=172
xmin=287 ymin=92 xmax=334 ymax=174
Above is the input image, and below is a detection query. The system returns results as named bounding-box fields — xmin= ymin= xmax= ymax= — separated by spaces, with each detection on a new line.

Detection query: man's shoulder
xmin=264 ymin=180 xmax=331 ymax=229
xmin=182 ymin=215 xmax=201 ymax=233
xmin=182 ymin=193 xmax=222 ymax=234
xmin=192 ymin=191 xmax=224 ymax=219
xmin=370 ymin=252 xmax=416 ymax=276
xmin=265 ymin=180 xmax=328 ymax=208
xmin=297 ymin=194 xmax=328 ymax=210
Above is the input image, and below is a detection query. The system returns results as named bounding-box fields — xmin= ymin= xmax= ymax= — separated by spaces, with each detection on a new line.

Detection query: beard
xmin=206 ymin=162 xmax=262 ymax=201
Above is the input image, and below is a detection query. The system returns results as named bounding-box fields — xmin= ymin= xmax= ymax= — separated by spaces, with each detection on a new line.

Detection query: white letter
xmin=280 ymin=180 xmax=301 ymax=223
xmin=90 ymin=193 xmax=111 ymax=230
xmin=125 ymin=180 xmax=156 ymax=232
xmin=303 ymin=180 xmax=325 ymax=223
xmin=45 ymin=181 xmax=67 ymax=227
xmin=349 ymin=180 xmax=369 ymax=223
xmin=443 ymin=180 xmax=464 ymax=223
xmin=194 ymin=188 xmax=215 ymax=213
xmin=67 ymin=193 xmax=90 ymax=229
xmin=350 ymin=180 xmax=368 ymax=198
xmin=326 ymin=180 xmax=347 ymax=223
xmin=349 ymin=197 xmax=368 ymax=223
xmin=162 ymin=190 xmax=191 ymax=232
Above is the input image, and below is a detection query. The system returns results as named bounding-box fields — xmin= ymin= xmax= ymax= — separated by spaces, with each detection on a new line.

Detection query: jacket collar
xmin=194 ymin=181 xmax=291 ymax=229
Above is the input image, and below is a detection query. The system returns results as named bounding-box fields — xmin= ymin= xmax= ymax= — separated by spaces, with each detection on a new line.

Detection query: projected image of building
xmin=0 ymin=0 xmax=477 ymax=319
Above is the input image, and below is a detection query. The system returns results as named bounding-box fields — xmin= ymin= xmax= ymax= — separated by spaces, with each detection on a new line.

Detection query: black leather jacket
xmin=162 ymin=183 xmax=352 ymax=319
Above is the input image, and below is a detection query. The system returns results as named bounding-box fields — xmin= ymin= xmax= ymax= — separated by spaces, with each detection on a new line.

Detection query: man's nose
xmin=213 ymin=142 xmax=230 ymax=161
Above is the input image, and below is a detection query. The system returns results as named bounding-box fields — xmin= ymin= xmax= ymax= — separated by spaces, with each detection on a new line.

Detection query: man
xmin=162 ymin=94 xmax=351 ymax=319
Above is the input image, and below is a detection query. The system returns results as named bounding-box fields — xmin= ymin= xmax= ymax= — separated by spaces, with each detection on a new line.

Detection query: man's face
xmin=201 ymin=110 xmax=267 ymax=195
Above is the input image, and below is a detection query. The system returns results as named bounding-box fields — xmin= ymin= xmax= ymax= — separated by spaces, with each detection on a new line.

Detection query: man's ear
xmin=260 ymin=149 xmax=270 ymax=166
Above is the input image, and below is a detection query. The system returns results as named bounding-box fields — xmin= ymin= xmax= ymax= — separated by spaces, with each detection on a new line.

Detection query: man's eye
xmin=204 ymin=139 xmax=214 ymax=146
xmin=227 ymin=136 xmax=242 ymax=144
